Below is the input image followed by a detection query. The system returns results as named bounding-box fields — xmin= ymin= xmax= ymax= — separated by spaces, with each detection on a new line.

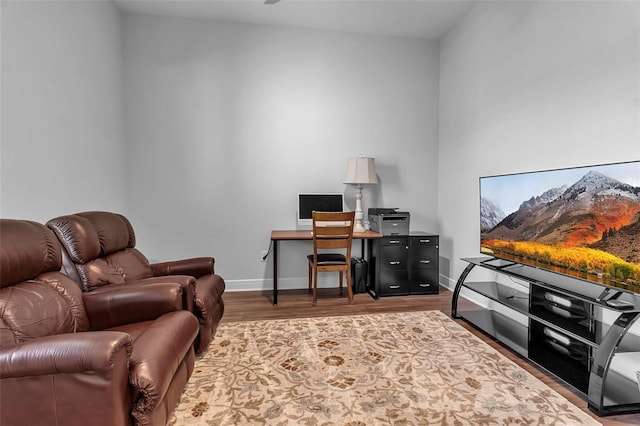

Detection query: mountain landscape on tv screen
xmin=481 ymin=169 xmax=640 ymax=292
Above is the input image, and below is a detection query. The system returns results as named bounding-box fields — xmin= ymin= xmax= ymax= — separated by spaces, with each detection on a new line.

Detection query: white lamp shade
xmin=344 ymin=157 xmax=379 ymax=185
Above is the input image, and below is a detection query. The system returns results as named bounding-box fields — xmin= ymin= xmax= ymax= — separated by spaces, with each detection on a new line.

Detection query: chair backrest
xmin=311 ymin=211 xmax=355 ymax=258
xmin=0 ymin=219 xmax=89 ymax=347
xmin=46 ymin=211 xmax=154 ymax=292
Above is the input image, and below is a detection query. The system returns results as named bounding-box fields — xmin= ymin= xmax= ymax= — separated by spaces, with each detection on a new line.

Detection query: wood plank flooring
xmin=220 ymin=286 xmax=640 ymax=425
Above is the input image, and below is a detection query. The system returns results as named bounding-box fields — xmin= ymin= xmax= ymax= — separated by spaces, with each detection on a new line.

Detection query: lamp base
xmin=353 ymin=184 xmax=366 ymax=234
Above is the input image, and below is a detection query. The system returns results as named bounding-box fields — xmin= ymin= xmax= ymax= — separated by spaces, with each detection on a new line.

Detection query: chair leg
xmin=308 ymin=263 xmax=312 ymax=294
xmin=346 ymin=267 xmax=354 ymax=304
xmin=339 ymin=271 xmax=343 ymax=295
xmin=312 ymin=268 xmax=318 ymax=306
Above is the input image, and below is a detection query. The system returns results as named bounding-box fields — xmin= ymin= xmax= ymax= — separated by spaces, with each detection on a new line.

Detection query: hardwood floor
xmin=221 ymin=286 xmax=640 ymax=425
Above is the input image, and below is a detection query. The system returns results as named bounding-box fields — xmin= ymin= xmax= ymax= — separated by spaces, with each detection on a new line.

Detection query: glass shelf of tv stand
xmin=461 ymin=280 xmax=530 ymax=314
xmin=460 ymin=257 xmax=640 ymax=310
xmin=452 ymin=257 xmax=640 ymax=345
xmin=451 ymin=256 xmax=640 ymax=417
xmin=455 ymin=266 xmax=598 ymax=346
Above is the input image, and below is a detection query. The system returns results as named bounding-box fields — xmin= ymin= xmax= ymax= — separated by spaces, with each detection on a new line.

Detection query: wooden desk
xmin=270 ymin=230 xmax=382 ymax=305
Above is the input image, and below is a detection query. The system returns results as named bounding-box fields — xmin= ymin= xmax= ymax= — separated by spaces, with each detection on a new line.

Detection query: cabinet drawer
xmin=379 ymin=245 xmax=408 ymax=270
xmin=381 ymin=237 xmax=408 ymax=246
xmin=379 ymin=270 xmax=409 ymax=295
xmin=410 ymin=268 xmax=439 ymax=294
xmin=410 ymin=236 xmax=438 ymax=246
xmin=409 ymin=247 xmax=438 ymax=269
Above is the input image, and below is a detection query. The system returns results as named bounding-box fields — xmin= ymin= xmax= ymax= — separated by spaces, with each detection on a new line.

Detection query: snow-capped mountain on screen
xmin=480 ymin=197 xmax=506 ymax=232
xmin=518 ymin=185 xmax=568 ymax=210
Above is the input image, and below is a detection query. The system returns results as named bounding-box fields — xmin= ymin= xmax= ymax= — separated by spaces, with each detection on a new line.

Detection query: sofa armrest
xmin=84 ymin=282 xmax=184 ymax=330
xmin=151 ymin=257 xmax=215 ymax=278
xmin=136 ymin=275 xmax=196 ymax=313
xmin=128 ymin=311 xmax=199 ymax=423
xmin=0 ymin=332 xmax=133 ymax=426
xmin=0 ymin=332 xmax=132 ymax=377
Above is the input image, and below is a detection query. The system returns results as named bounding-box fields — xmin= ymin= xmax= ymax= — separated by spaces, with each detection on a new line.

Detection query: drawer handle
xmin=420 ymin=260 xmax=431 ymax=264
xmin=389 ymin=240 xmax=400 ymax=244
xmin=419 ymin=239 xmax=430 ymax=243
xmin=389 ymin=284 xmax=400 ymax=289
xmin=419 ymin=283 xmax=431 ymax=287
xmin=389 ymin=261 xmax=401 ymax=265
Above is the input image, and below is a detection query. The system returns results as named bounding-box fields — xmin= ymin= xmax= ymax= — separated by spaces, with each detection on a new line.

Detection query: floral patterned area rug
xmin=169 ymin=310 xmax=600 ymax=425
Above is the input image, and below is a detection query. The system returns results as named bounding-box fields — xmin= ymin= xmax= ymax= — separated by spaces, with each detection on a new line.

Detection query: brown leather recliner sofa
xmin=0 ymin=219 xmax=199 ymax=426
xmin=46 ymin=211 xmax=225 ymax=354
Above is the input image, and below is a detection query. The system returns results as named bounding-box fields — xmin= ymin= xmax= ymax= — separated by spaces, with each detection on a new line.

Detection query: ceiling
xmin=113 ymin=0 xmax=477 ymax=40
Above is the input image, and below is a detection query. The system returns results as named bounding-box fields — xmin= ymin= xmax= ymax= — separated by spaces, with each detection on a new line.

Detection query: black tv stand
xmin=452 ymin=257 xmax=640 ymax=416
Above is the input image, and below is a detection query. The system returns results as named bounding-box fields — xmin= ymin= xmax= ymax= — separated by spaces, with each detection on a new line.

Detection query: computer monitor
xmin=297 ymin=193 xmax=344 ymax=227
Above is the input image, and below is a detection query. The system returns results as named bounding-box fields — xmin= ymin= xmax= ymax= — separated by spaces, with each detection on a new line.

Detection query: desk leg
xmin=365 ymin=238 xmax=379 ymax=300
xmin=273 ymin=240 xmax=278 ymax=305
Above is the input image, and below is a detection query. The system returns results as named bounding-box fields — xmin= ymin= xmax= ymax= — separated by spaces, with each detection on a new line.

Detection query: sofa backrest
xmin=0 ymin=219 xmax=89 ymax=347
xmin=46 ymin=211 xmax=154 ymax=292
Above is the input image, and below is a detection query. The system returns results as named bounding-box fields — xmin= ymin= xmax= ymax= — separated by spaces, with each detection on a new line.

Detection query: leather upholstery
xmin=47 ymin=212 xmax=153 ymax=291
xmin=0 ymin=219 xmax=199 ymax=426
xmin=151 ymin=257 xmax=214 ymax=278
xmin=0 ymin=219 xmax=61 ymax=288
xmin=0 ymin=272 xmax=89 ymax=345
xmin=83 ymin=281 xmax=185 ymax=330
xmin=47 ymin=211 xmax=225 ymax=354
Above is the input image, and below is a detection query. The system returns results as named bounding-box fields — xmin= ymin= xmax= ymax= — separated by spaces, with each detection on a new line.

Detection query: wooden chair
xmin=307 ymin=211 xmax=356 ymax=306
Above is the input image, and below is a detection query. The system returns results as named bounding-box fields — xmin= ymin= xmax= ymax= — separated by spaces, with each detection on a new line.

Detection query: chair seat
xmin=307 ymin=253 xmax=347 ymax=265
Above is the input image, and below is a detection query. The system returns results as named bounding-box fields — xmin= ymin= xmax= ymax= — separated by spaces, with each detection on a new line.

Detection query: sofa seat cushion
xmin=108 ymin=310 xmax=198 ymax=421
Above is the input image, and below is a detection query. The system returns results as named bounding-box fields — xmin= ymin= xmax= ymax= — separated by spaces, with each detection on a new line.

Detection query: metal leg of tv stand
xmin=451 ymin=262 xmax=476 ymax=318
xmin=588 ymin=311 xmax=640 ymax=416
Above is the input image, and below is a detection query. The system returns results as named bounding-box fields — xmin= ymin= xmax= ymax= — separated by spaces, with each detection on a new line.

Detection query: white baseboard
xmin=225 ymin=277 xmax=353 ymax=292
xmin=440 ymin=274 xmax=456 ymax=291
xmin=225 ymin=273 xmax=456 ymax=293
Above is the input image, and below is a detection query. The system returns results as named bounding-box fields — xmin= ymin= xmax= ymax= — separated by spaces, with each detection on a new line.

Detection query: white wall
xmin=122 ymin=13 xmax=440 ymax=290
xmin=6 ymin=0 xmax=636 ymax=294
xmin=0 ymin=0 xmax=127 ymax=223
xmin=438 ymin=0 xmax=640 ymax=288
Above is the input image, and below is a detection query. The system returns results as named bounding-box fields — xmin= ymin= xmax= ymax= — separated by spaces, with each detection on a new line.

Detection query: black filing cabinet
xmin=373 ymin=236 xmax=410 ymax=296
xmin=369 ymin=232 xmax=439 ymax=297
xmin=409 ymin=234 xmax=439 ymax=294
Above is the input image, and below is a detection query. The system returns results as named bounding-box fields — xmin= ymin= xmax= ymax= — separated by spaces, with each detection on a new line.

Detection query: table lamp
xmin=344 ymin=156 xmax=379 ymax=233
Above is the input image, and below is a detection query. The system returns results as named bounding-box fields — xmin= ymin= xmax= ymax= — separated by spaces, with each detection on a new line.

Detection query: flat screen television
xmin=297 ymin=193 xmax=344 ymax=227
xmin=480 ymin=160 xmax=640 ymax=293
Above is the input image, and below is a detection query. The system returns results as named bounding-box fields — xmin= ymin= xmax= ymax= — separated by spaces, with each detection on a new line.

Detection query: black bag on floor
xmin=351 ymin=257 xmax=368 ymax=294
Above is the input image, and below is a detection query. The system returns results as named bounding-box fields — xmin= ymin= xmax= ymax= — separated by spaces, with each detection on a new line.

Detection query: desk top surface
xmin=271 ymin=229 xmax=383 ymax=240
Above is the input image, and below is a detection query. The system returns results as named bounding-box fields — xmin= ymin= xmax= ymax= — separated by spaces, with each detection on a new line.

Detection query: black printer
xmin=368 ymin=208 xmax=410 ymax=235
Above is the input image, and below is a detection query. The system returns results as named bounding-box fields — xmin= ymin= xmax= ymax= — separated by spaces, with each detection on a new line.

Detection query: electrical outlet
xmin=261 ymin=251 xmax=268 ymax=262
